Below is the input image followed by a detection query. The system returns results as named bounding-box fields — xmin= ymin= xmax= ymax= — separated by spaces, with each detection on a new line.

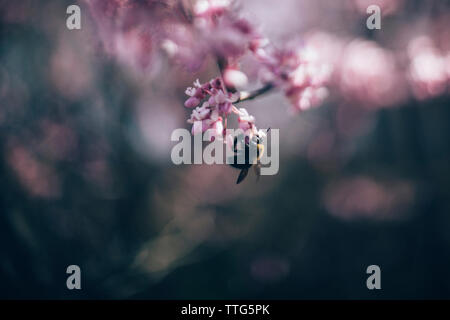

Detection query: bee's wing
xmin=254 ymin=164 xmax=261 ymax=182
xmin=236 ymin=168 xmax=249 ymax=184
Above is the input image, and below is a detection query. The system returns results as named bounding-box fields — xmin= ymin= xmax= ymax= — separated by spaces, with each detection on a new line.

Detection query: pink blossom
xmin=207 ymin=117 xmax=224 ymax=141
xmin=338 ymin=39 xmax=407 ymax=108
xmin=194 ymin=0 xmax=232 ymax=17
xmin=202 ymin=15 xmax=258 ymax=59
xmin=84 ymin=0 xmax=165 ymax=71
xmin=184 ymin=79 xmax=210 ymax=108
xmin=187 ymin=102 xmax=222 ymax=136
xmin=183 ymin=77 xmax=267 ymax=141
xmin=237 ymin=108 xmax=258 ymax=137
xmin=191 ymin=1 xmax=260 ymax=61
xmin=407 ymin=37 xmax=448 ymax=100
xmin=207 ymin=89 xmax=234 ymax=114
xmin=223 ymin=67 xmax=248 ymax=89
xmin=256 ymin=41 xmax=332 ymax=111
xmin=159 ymin=1 xmax=261 ymax=71
xmin=85 ymin=0 xmax=261 ymax=72
xmin=286 ymin=86 xmax=329 ymax=112
xmin=184 ymin=97 xmax=201 ymax=108
xmin=161 ymin=24 xmax=207 ymax=72
xmin=184 ymin=77 xmax=246 ymax=138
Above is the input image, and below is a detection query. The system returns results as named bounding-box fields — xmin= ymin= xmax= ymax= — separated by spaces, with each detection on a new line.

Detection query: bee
xmin=229 ymin=129 xmax=269 ymax=184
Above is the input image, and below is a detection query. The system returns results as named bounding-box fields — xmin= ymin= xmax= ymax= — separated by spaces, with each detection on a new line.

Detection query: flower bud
xmin=184 ymin=97 xmax=200 ymax=108
xmin=224 ymin=68 xmax=248 ymax=89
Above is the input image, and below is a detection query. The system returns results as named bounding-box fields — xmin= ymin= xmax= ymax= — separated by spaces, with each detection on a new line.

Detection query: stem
xmin=235 ymin=83 xmax=275 ymax=103
xmin=216 ymin=57 xmax=230 ymax=94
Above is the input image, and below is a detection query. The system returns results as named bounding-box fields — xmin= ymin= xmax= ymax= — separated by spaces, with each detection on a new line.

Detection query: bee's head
xmin=254 ymin=128 xmax=270 ymax=145
xmin=250 ymin=134 xmax=261 ymax=146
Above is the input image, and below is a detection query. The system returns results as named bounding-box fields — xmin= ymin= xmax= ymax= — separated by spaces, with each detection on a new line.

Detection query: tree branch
xmin=235 ymin=83 xmax=275 ymax=103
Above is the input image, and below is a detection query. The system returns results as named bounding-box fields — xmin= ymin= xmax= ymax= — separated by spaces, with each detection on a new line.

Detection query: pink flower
xmin=86 ymin=0 xmax=259 ymax=72
xmin=162 ymin=23 xmax=208 ymax=72
xmin=187 ymin=102 xmax=223 ymax=138
xmin=338 ymin=39 xmax=406 ymax=108
xmin=163 ymin=1 xmax=260 ymax=71
xmin=184 ymin=77 xmax=245 ymax=138
xmin=286 ymin=86 xmax=329 ymax=111
xmin=184 ymin=79 xmax=211 ymax=108
xmin=84 ymin=0 xmax=167 ymax=71
xmin=254 ymin=40 xmax=331 ymax=112
xmin=407 ymin=37 xmax=448 ymax=100
xmin=86 ymin=0 xmax=263 ymax=75
xmin=237 ymin=108 xmax=258 ymax=137
xmin=194 ymin=0 xmax=232 ymax=17
xmin=184 ymin=78 xmax=265 ymax=140
xmin=207 ymin=117 xmax=224 ymax=141
xmin=184 ymin=97 xmax=201 ymax=108
xmin=208 ymin=89 xmax=234 ymax=114
xmin=283 ymin=49 xmax=331 ymax=112
xmin=188 ymin=102 xmax=213 ymax=122
xmin=223 ymin=67 xmax=248 ymax=89
xmin=185 ymin=77 xmax=236 ymax=120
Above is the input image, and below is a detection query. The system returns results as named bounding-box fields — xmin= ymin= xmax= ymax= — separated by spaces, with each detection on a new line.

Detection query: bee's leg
xmin=254 ymin=163 xmax=261 ymax=182
xmin=236 ymin=168 xmax=249 ymax=184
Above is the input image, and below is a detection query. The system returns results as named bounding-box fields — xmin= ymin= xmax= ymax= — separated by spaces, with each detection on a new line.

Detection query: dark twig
xmin=235 ymin=83 xmax=275 ymax=103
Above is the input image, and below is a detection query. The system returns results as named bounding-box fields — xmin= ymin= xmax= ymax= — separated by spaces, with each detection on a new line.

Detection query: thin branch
xmin=216 ymin=57 xmax=230 ymax=94
xmin=216 ymin=57 xmax=275 ymax=103
xmin=235 ymin=83 xmax=275 ymax=103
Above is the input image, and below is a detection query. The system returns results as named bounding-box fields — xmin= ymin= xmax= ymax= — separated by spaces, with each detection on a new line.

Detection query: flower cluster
xmin=184 ymin=78 xmax=265 ymax=144
xmin=86 ymin=0 xmax=332 ymax=115
xmin=86 ymin=0 xmax=334 ymax=141
xmin=407 ymin=36 xmax=449 ymax=100
xmin=185 ymin=78 xmax=232 ymax=138
xmin=338 ymin=39 xmax=406 ymax=108
xmin=281 ymin=47 xmax=331 ymax=112
xmin=237 ymin=108 xmax=263 ymax=139
xmin=254 ymin=42 xmax=331 ymax=112
xmin=184 ymin=78 xmax=234 ymax=111
xmin=163 ymin=0 xmax=262 ymax=72
xmin=84 ymin=0 xmax=167 ymax=71
xmin=177 ymin=1 xmax=334 ymax=137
